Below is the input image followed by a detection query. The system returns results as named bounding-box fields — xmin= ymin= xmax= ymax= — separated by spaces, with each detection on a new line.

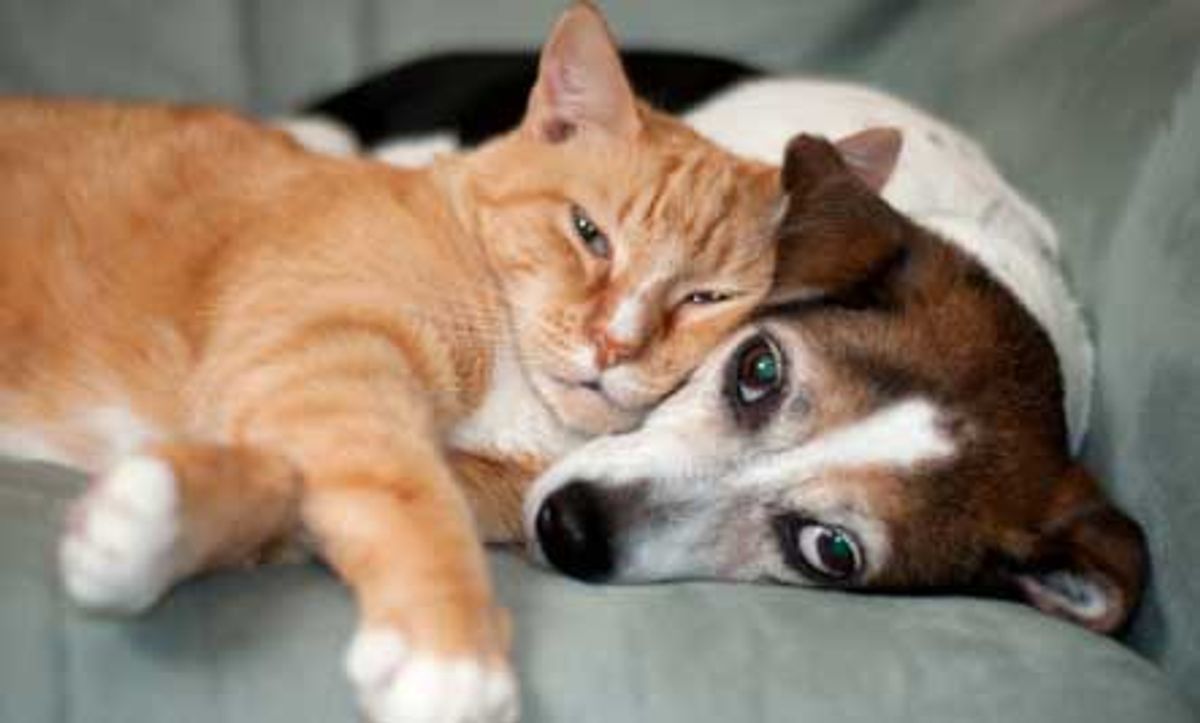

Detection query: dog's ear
xmin=769 ymin=131 xmax=908 ymax=307
xmin=521 ymin=2 xmax=640 ymax=143
xmin=834 ymin=127 xmax=902 ymax=193
xmin=782 ymin=128 xmax=902 ymax=196
xmin=1009 ymin=465 xmax=1147 ymax=634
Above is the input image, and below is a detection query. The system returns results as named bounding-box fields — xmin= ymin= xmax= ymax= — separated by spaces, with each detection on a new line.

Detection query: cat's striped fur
xmin=0 ymin=6 xmax=778 ymax=723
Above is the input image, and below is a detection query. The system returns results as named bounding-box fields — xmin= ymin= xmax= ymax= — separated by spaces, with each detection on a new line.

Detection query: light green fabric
xmin=1 ymin=0 xmax=1198 ymax=720
xmin=0 ymin=460 xmax=1193 ymax=723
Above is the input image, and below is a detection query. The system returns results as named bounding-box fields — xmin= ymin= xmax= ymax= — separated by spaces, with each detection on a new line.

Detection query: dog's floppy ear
xmin=782 ymin=128 xmax=901 ymax=196
xmin=521 ymin=2 xmax=640 ymax=143
xmin=1010 ymin=465 xmax=1147 ymax=634
xmin=769 ymin=131 xmax=908 ymax=307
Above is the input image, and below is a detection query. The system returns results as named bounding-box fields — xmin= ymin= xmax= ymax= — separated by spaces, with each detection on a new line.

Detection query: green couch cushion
xmin=1 ymin=0 xmax=1198 ymax=719
xmin=1 ymin=461 xmax=1193 ymax=723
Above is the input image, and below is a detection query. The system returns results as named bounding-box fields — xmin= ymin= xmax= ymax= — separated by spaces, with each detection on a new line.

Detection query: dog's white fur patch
xmin=740 ymin=398 xmax=955 ymax=489
xmin=372 ymin=132 xmax=459 ymax=167
xmin=345 ymin=626 xmax=518 ymax=723
xmin=273 ymin=116 xmax=361 ymax=157
xmin=59 ymin=455 xmax=181 ymax=613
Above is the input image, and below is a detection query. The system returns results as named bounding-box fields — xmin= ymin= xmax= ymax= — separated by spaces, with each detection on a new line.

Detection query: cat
xmin=0 ymin=5 xmax=793 ymax=723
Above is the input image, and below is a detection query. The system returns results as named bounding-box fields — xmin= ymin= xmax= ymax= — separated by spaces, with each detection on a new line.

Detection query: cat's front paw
xmin=59 ymin=455 xmax=182 ymax=614
xmin=346 ymin=627 xmax=518 ymax=723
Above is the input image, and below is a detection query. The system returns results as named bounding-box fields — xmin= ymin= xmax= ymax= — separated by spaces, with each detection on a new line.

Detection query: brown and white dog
xmin=523 ymin=80 xmax=1146 ymax=634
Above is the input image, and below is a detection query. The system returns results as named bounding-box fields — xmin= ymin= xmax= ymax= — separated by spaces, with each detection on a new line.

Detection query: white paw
xmin=59 ymin=455 xmax=182 ymax=614
xmin=345 ymin=627 xmax=518 ymax=723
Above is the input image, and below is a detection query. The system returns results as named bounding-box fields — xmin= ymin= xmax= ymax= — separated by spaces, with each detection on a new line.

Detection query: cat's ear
xmin=1006 ymin=465 xmax=1147 ymax=634
xmin=835 ymin=127 xmax=902 ymax=193
xmin=521 ymin=2 xmax=640 ymax=143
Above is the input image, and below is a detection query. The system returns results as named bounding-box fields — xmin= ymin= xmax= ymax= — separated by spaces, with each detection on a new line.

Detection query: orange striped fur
xmin=0 ymin=5 xmax=778 ymax=718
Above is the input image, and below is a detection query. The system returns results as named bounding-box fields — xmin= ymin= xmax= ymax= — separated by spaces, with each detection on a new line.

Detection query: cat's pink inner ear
xmin=523 ymin=2 xmax=640 ymax=143
xmin=835 ymin=127 xmax=903 ymax=193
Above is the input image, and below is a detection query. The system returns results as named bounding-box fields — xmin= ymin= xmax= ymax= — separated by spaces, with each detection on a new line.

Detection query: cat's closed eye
xmin=683 ymin=290 xmax=733 ymax=305
xmin=570 ymin=205 xmax=611 ymax=259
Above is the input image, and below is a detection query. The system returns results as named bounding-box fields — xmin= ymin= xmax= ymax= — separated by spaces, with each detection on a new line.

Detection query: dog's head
xmin=524 ymin=134 xmax=1146 ymax=634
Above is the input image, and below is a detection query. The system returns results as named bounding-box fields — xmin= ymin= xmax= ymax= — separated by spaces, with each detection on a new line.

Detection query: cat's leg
xmin=225 ymin=376 xmax=516 ymax=723
xmin=59 ymin=441 xmax=300 ymax=614
xmin=297 ymin=441 xmax=517 ymax=723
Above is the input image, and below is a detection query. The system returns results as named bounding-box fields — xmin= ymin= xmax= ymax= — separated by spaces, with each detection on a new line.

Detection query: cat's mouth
xmin=541 ymin=374 xmax=644 ymax=435
xmin=551 ymin=374 xmax=621 ymax=406
xmin=578 ymin=378 xmax=604 ymax=393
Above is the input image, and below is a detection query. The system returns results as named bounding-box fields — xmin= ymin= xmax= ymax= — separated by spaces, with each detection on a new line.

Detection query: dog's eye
xmin=774 ymin=514 xmax=864 ymax=583
xmin=734 ymin=337 xmax=783 ymax=406
xmin=570 ymin=205 xmax=610 ymax=259
xmin=798 ymin=523 xmax=861 ymax=581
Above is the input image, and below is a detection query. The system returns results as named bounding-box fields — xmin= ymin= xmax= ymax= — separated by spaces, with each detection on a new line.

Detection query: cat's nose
xmin=534 ymin=481 xmax=614 ymax=581
xmin=593 ymin=332 xmax=638 ymax=369
xmin=591 ymin=295 xmax=653 ymax=369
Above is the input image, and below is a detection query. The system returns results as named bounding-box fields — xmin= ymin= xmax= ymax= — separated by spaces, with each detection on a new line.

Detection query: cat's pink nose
xmin=593 ymin=332 xmax=637 ymax=370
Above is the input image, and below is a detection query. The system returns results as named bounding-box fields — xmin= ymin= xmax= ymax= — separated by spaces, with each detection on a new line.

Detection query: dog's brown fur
xmin=770 ymin=135 xmax=1145 ymax=632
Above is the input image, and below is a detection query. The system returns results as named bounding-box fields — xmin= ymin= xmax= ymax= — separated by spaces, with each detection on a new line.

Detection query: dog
xmin=525 ymin=80 xmax=1143 ymax=634
xmin=289 ymin=66 xmax=1145 ymax=634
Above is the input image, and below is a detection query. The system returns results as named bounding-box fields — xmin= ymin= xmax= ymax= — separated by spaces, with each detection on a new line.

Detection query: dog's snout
xmin=535 ymin=481 xmax=614 ymax=582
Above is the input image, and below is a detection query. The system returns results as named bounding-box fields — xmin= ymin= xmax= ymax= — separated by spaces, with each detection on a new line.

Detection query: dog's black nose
xmin=535 ymin=481 xmax=614 ymax=582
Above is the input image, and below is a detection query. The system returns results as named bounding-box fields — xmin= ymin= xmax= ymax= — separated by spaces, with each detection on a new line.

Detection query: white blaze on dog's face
xmin=524 ymin=134 xmax=1147 ymax=635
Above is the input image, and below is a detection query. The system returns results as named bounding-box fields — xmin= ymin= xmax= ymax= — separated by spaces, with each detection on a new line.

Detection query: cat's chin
xmin=535 ymin=375 xmax=643 ymax=436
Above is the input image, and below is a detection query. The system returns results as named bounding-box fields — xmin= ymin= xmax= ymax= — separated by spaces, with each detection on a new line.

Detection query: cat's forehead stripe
xmin=642 ymin=152 xmax=693 ymax=222
xmin=684 ymin=179 xmax=741 ymax=261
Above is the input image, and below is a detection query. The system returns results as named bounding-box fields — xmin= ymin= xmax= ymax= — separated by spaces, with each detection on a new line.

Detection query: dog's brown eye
xmin=570 ymin=205 xmax=610 ymax=259
xmin=796 ymin=523 xmax=862 ymax=582
xmin=726 ymin=333 xmax=788 ymax=430
xmin=735 ymin=338 xmax=782 ymax=406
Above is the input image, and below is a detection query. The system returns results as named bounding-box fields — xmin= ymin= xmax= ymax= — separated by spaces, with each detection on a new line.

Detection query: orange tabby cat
xmin=0 ymin=5 xmax=779 ymax=723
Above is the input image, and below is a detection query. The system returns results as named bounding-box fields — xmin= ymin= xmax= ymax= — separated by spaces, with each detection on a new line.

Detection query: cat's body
xmin=0 ymin=98 xmax=541 ymax=534
xmin=0 ymin=7 xmax=781 ymax=723
xmin=2 ymin=101 xmax=475 ymax=460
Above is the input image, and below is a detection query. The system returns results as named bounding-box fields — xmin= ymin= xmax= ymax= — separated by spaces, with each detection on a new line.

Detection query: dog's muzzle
xmin=533 ymin=481 xmax=615 ymax=582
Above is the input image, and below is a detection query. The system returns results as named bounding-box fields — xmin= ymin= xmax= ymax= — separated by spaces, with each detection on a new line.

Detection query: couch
xmin=1 ymin=1 xmax=1196 ymax=721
